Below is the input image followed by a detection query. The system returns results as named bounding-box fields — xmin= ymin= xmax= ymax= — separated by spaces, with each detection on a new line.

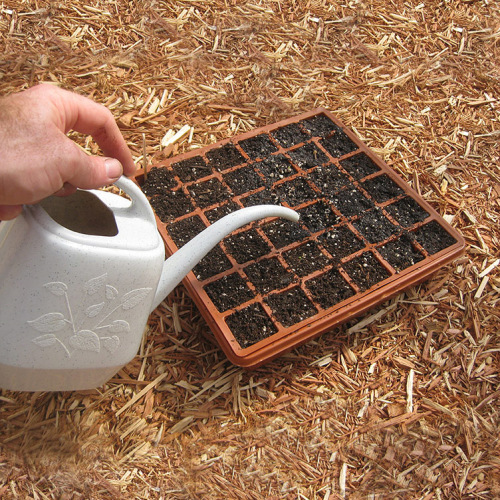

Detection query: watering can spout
xmin=150 ymin=205 xmax=299 ymax=312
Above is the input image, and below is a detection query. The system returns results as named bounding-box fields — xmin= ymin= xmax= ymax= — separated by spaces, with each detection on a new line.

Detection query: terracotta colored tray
xmin=134 ymin=109 xmax=465 ymax=368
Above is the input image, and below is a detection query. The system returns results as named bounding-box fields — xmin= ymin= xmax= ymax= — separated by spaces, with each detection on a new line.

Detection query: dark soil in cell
xmin=204 ymin=273 xmax=255 ymax=312
xmin=188 ymin=178 xmax=232 ymax=208
xmin=226 ymin=303 xmax=277 ymax=348
xmin=167 ymin=215 xmax=206 ymax=248
xmin=244 ymin=257 xmax=295 ymax=294
xmin=271 ymin=123 xmax=309 ymax=148
xmin=385 ymin=197 xmax=429 ymax=227
xmin=414 ymin=221 xmax=457 ymax=255
xmin=300 ymin=114 xmax=340 ymax=137
xmin=319 ymin=226 xmax=365 ymax=263
xmin=265 ymin=287 xmax=317 ymax=327
xmin=239 ymin=134 xmax=278 ymax=160
xmin=378 ymin=233 xmax=424 ymax=272
xmin=297 ymin=201 xmax=340 ymax=233
xmin=330 ymin=187 xmax=374 ymax=218
xmin=283 ymin=241 xmax=330 ymax=277
xmin=274 ymin=177 xmax=317 ymax=207
xmin=223 ymin=166 xmax=264 ymax=196
xmin=343 ymin=252 xmax=390 ymax=292
xmin=319 ymin=130 xmax=358 ymax=158
xmin=305 ymin=268 xmax=355 ymax=309
xmin=206 ymin=143 xmax=245 ymax=171
xmin=262 ymin=219 xmax=310 ymax=249
xmin=141 ymin=167 xmax=177 ymax=196
xmin=353 ymin=208 xmax=399 ymax=244
xmin=149 ymin=190 xmax=194 ymax=222
xmin=340 ymin=153 xmax=380 ymax=180
xmin=205 ymin=201 xmax=241 ymax=224
xmin=193 ymin=246 xmax=232 ymax=281
xmin=240 ymin=188 xmax=280 ymax=207
xmin=287 ymin=143 xmax=329 ymax=170
xmin=172 ymin=156 xmax=211 ymax=183
xmin=361 ymin=174 xmax=405 ymax=203
xmin=255 ymin=154 xmax=296 ymax=180
xmin=310 ymin=164 xmax=350 ymax=195
xmin=223 ymin=228 xmax=271 ymax=264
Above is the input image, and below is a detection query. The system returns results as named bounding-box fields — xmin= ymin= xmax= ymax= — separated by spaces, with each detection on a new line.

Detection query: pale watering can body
xmin=0 ymin=177 xmax=298 ymax=391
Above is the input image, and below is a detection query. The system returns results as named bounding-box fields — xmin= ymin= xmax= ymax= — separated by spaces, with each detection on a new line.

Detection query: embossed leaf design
xmin=102 ymin=335 xmax=120 ymax=353
xmin=106 ymin=285 xmax=119 ymax=300
xmin=69 ymin=330 xmax=100 ymax=352
xmin=28 ymin=313 xmax=66 ymax=333
xmin=120 ymin=288 xmax=152 ymax=310
xmin=32 ymin=334 xmax=58 ymax=347
xmin=44 ymin=282 xmax=68 ymax=296
xmin=108 ymin=320 xmax=130 ymax=333
xmin=84 ymin=273 xmax=107 ymax=295
xmin=85 ymin=302 xmax=105 ymax=318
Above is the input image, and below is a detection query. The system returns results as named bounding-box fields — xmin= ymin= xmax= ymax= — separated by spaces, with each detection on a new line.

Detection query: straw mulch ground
xmin=1 ymin=1 xmax=499 ymax=498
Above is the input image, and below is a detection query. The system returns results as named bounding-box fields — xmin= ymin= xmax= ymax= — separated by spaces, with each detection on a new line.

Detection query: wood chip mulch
xmin=0 ymin=1 xmax=499 ymax=498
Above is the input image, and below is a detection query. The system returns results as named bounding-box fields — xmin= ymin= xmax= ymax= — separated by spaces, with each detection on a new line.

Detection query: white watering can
xmin=0 ymin=177 xmax=298 ymax=391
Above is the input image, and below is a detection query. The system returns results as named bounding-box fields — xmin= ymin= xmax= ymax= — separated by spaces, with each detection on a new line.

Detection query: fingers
xmin=64 ymin=141 xmax=125 ymax=190
xmin=30 ymin=84 xmax=136 ymax=176
xmin=59 ymin=90 xmax=136 ymax=176
xmin=0 ymin=205 xmax=23 ymax=220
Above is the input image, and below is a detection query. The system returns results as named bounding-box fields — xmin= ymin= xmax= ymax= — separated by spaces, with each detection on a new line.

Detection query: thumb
xmin=66 ymin=146 xmax=124 ymax=190
xmin=0 ymin=205 xmax=23 ymax=220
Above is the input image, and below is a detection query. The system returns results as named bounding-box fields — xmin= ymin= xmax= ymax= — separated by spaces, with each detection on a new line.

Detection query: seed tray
xmin=134 ymin=108 xmax=465 ymax=368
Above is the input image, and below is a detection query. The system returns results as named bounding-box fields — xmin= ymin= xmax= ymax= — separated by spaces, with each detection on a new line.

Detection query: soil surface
xmin=223 ymin=166 xmax=265 ymax=195
xmin=188 ymin=177 xmax=232 ymax=208
xmin=206 ymin=143 xmax=245 ymax=171
xmin=271 ymin=122 xmax=310 ymax=148
xmin=223 ymin=228 xmax=271 ymax=264
xmin=361 ymin=174 xmax=405 ymax=203
xmin=300 ymin=114 xmax=341 ymax=137
xmin=243 ymin=257 xmax=295 ymax=294
xmin=239 ymin=134 xmax=278 ymax=160
xmin=261 ymin=219 xmax=309 ymax=249
xmin=305 ymin=267 xmax=355 ymax=309
xmin=171 ymin=156 xmax=211 ymax=183
xmin=141 ymin=167 xmax=177 ymax=196
xmin=352 ymin=208 xmax=399 ymax=244
xmin=274 ymin=176 xmax=317 ymax=207
xmin=287 ymin=143 xmax=329 ymax=170
xmin=319 ymin=130 xmax=358 ymax=157
xmin=255 ymin=154 xmax=296 ymax=179
xmin=414 ymin=220 xmax=457 ymax=255
xmin=265 ymin=287 xmax=317 ymax=328
xmin=378 ymin=233 xmax=425 ymax=272
xmin=343 ymin=252 xmax=391 ymax=292
xmin=149 ymin=190 xmax=194 ymax=221
xmin=319 ymin=225 xmax=366 ymax=262
xmin=330 ymin=186 xmax=375 ymax=217
xmin=225 ymin=303 xmax=277 ymax=348
xmin=340 ymin=153 xmax=380 ymax=180
xmin=283 ymin=241 xmax=330 ymax=277
xmin=297 ymin=201 xmax=340 ymax=233
xmin=385 ymin=196 xmax=430 ymax=227
xmin=204 ymin=273 xmax=255 ymax=312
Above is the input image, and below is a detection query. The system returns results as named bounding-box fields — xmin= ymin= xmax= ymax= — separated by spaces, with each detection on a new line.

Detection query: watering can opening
xmin=39 ymin=190 xmax=119 ymax=237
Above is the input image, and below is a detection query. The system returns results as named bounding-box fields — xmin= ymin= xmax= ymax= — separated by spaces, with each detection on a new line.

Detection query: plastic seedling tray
xmin=134 ymin=108 xmax=465 ymax=368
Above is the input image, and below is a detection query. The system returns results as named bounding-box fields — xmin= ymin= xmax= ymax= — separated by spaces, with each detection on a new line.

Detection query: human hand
xmin=0 ymin=84 xmax=136 ymax=220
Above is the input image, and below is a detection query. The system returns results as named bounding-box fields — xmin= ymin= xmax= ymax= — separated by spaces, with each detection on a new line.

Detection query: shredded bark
xmin=0 ymin=1 xmax=499 ymax=498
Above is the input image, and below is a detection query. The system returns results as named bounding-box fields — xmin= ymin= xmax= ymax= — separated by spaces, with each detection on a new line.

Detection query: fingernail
xmin=105 ymin=158 xmax=123 ymax=180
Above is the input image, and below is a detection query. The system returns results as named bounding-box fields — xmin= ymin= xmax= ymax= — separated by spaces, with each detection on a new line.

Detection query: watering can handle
xmin=113 ymin=176 xmax=157 ymax=225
